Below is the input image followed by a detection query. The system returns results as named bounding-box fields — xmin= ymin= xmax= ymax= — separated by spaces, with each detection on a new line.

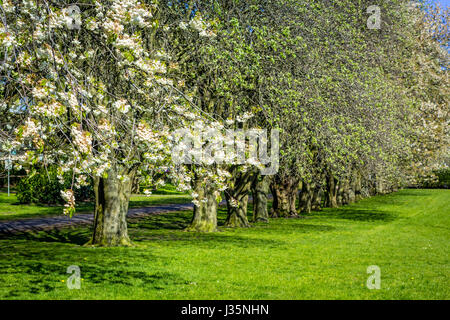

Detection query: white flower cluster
xmin=136 ymin=121 xmax=157 ymax=142
xmin=2 ymin=0 xmax=15 ymax=13
xmin=115 ymin=35 xmax=140 ymax=50
xmin=0 ymin=31 xmax=16 ymax=47
xmin=31 ymin=87 xmax=47 ymax=100
xmin=98 ymin=119 xmax=116 ymax=138
xmin=113 ymin=99 xmax=131 ymax=114
xmin=236 ymin=112 xmax=254 ymax=123
xmin=61 ymin=189 xmax=76 ymax=216
xmin=74 ymin=175 xmax=89 ymax=189
xmin=32 ymin=101 xmax=64 ymax=118
xmin=71 ymin=126 xmax=92 ymax=154
xmin=20 ymin=118 xmax=40 ymax=140
xmin=179 ymin=21 xmax=188 ymax=30
xmin=228 ymin=197 xmax=239 ymax=208
xmin=189 ymin=16 xmax=216 ymax=38
xmin=178 ymin=15 xmax=216 ymax=38
xmin=85 ymin=18 xmax=100 ymax=31
xmin=95 ymin=161 xmax=111 ymax=177
xmin=103 ymin=20 xmax=124 ymax=34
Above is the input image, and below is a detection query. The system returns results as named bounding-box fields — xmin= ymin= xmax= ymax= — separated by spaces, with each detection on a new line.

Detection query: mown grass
xmin=0 ymin=189 xmax=448 ymax=299
xmin=0 ymin=191 xmax=192 ymax=221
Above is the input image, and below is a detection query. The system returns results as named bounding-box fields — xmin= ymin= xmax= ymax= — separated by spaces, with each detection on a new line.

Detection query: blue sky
xmin=436 ymin=0 xmax=450 ymax=7
xmin=433 ymin=0 xmax=450 ymax=51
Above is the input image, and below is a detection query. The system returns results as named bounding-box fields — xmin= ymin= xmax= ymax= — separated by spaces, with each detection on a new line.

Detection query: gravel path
xmin=0 ymin=203 xmax=196 ymax=235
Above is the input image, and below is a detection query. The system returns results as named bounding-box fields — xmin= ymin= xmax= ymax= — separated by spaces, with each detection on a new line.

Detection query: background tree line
xmin=0 ymin=0 xmax=448 ymax=246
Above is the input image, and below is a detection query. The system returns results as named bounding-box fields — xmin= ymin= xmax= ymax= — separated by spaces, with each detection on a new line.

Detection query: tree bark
xmin=88 ymin=168 xmax=134 ymax=247
xmin=225 ymin=193 xmax=250 ymax=227
xmin=376 ymin=175 xmax=386 ymax=194
xmin=224 ymin=167 xmax=255 ymax=228
xmin=186 ymin=176 xmax=218 ymax=232
xmin=354 ymin=172 xmax=363 ymax=201
xmin=368 ymin=174 xmax=377 ymax=196
xmin=311 ymin=185 xmax=322 ymax=211
xmin=131 ymin=175 xmax=140 ymax=194
xmin=324 ymin=173 xmax=338 ymax=208
xmin=336 ymin=180 xmax=343 ymax=206
xmin=342 ymin=179 xmax=351 ymax=205
xmin=270 ymin=176 xmax=299 ymax=217
xmin=251 ymin=174 xmax=271 ymax=222
xmin=298 ymin=181 xmax=312 ymax=214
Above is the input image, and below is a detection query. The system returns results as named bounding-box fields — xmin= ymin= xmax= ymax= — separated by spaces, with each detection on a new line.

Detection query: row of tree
xmin=0 ymin=0 xmax=448 ymax=246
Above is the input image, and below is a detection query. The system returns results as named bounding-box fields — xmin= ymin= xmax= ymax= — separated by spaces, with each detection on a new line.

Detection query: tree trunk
xmin=298 ymin=181 xmax=312 ymax=214
xmin=270 ymin=182 xmax=278 ymax=215
xmin=342 ymin=179 xmax=351 ymax=205
xmin=354 ymin=172 xmax=363 ymax=201
xmin=252 ymin=174 xmax=271 ymax=222
xmin=324 ymin=173 xmax=338 ymax=208
xmin=224 ymin=167 xmax=255 ymax=228
xmin=88 ymin=169 xmax=133 ymax=247
xmin=225 ymin=193 xmax=250 ymax=227
xmin=270 ymin=177 xmax=299 ymax=217
xmin=369 ymin=174 xmax=377 ymax=196
xmin=376 ymin=175 xmax=386 ymax=194
xmin=131 ymin=175 xmax=140 ymax=194
xmin=311 ymin=185 xmax=322 ymax=211
xmin=336 ymin=180 xmax=343 ymax=206
xmin=289 ymin=187 xmax=297 ymax=214
xmin=186 ymin=176 xmax=218 ymax=232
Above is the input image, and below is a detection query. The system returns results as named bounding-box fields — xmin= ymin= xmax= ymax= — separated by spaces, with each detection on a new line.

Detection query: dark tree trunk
xmin=299 ymin=179 xmax=323 ymax=213
xmin=131 ymin=175 xmax=140 ymax=194
xmin=270 ymin=176 xmax=299 ymax=217
xmin=376 ymin=175 xmax=386 ymax=195
xmin=225 ymin=193 xmax=250 ymax=227
xmin=368 ymin=175 xmax=377 ymax=196
xmin=224 ymin=167 xmax=255 ymax=228
xmin=336 ymin=181 xmax=342 ymax=206
xmin=354 ymin=172 xmax=363 ymax=201
xmin=311 ymin=185 xmax=322 ymax=211
xmin=324 ymin=173 xmax=338 ymax=208
xmin=186 ymin=176 xmax=218 ymax=232
xmin=251 ymin=174 xmax=271 ymax=222
xmin=88 ymin=169 xmax=134 ymax=247
xmin=341 ymin=179 xmax=351 ymax=205
xmin=270 ymin=182 xmax=278 ymax=215
xmin=289 ymin=187 xmax=297 ymax=214
xmin=298 ymin=181 xmax=312 ymax=214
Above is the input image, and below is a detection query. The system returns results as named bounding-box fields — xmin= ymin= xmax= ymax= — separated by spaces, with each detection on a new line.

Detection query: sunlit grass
xmin=0 ymin=189 xmax=448 ymax=299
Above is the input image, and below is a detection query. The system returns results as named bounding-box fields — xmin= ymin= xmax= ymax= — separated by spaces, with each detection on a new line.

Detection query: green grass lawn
xmin=0 ymin=189 xmax=448 ymax=299
xmin=0 ymin=191 xmax=192 ymax=221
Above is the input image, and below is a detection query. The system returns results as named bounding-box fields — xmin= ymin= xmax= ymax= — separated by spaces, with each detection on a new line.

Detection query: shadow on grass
xmin=311 ymin=207 xmax=397 ymax=222
xmin=1 ymin=258 xmax=187 ymax=297
xmin=129 ymin=198 xmax=191 ymax=208
xmin=78 ymin=265 xmax=188 ymax=288
xmin=130 ymin=230 xmax=285 ymax=248
xmin=128 ymin=211 xmax=192 ymax=230
xmin=128 ymin=207 xmax=233 ymax=231
xmin=0 ymin=227 xmax=91 ymax=245
xmin=128 ymin=209 xmax=335 ymax=246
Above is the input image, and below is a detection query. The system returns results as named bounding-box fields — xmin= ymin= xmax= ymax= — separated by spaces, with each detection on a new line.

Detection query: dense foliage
xmin=16 ymin=166 xmax=94 ymax=204
xmin=1 ymin=0 xmax=448 ymax=246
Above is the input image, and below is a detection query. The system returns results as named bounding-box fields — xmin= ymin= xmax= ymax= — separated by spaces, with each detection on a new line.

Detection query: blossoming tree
xmin=0 ymin=0 xmax=209 ymax=246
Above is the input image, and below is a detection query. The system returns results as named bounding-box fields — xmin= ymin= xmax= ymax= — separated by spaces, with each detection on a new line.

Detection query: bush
xmin=434 ymin=168 xmax=450 ymax=188
xmin=16 ymin=167 xmax=94 ymax=204
xmin=417 ymin=168 xmax=450 ymax=189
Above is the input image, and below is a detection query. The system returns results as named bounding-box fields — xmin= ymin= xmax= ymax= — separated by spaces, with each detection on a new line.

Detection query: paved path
xmin=0 ymin=203 xmax=197 ymax=235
